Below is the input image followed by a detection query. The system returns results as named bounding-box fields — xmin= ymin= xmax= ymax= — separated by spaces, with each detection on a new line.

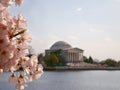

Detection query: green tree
xmin=38 ymin=53 xmax=44 ymax=63
xmin=88 ymin=56 xmax=93 ymax=63
xmin=83 ymin=56 xmax=94 ymax=64
xmin=100 ymin=58 xmax=117 ymax=67
xmin=117 ymin=61 xmax=120 ymax=67
xmin=83 ymin=56 xmax=88 ymax=62
xmin=51 ymin=49 xmax=65 ymax=66
xmin=45 ymin=53 xmax=59 ymax=67
xmin=104 ymin=58 xmax=117 ymax=67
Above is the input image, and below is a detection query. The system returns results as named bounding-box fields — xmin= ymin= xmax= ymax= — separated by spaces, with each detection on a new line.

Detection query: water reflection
xmin=0 ymin=71 xmax=120 ymax=90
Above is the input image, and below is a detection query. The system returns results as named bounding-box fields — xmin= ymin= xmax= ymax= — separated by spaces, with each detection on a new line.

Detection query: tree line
xmin=83 ymin=56 xmax=120 ymax=67
xmin=28 ymin=46 xmax=120 ymax=67
xmin=38 ymin=52 xmax=120 ymax=67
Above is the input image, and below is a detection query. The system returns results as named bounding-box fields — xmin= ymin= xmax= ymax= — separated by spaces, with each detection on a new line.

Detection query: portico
xmin=63 ymin=48 xmax=83 ymax=63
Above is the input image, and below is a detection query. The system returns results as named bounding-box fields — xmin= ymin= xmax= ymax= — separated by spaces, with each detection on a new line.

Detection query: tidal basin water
xmin=0 ymin=70 xmax=120 ymax=90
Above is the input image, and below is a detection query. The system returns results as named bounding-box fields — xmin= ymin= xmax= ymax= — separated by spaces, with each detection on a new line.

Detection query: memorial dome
xmin=50 ymin=41 xmax=72 ymax=50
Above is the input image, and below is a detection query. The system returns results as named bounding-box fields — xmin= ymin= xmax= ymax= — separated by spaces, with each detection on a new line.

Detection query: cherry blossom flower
xmin=0 ymin=3 xmax=6 ymax=13
xmin=30 ymin=55 xmax=38 ymax=66
xmin=0 ymin=45 xmax=14 ymax=65
xmin=0 ymin=0 xmax=13 ymax=7
xmin=0 ymin=69 xmax=3 ymax=75
xmin=15 ymin=81 xmax=26 ymax=90
xmin=20 ymin=32 xmax=32 ymax=43
xmin=18 ymin=74 xmax=29 ymax=84
xmin=21 ymin=57 xmax=29 ymax=67
xmin=15 ymin=74 xmax=28 ymax=90
xmin=0 ymin=0 xmax=43 ymax=89
xmin=29 ymin=64 xmax=43 ymax=81
xmin=0 ymin=17 xmax=7 ymax=30
xmin=0 ymin=30 xmax=10 ymax=49
xmin=8 ymin=73 xmax=18 ymax=83
xmin=16 ymin=12 xmax=27 ymax=30
xmin=15 ymin=0 xmax=23 ymax=6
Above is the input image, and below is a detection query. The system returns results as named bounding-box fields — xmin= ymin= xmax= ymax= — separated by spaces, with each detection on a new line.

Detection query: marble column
xmin=79 ymin=53 xmax=81 ymax=61
xmin=74 ymin=52 xmax=76 ymax=62
xmin=71 ymin=52 xmax=72 ymax=62
xmin=72 ymin=52 xmax=73 ymax=62
xmin=77 ymin=53 xmax=79 ymax=61
xmin=77 ymin=53 xmax=80 ymax=61
xmin=68 ymin=52 xmax=70 ymax=62
xmin=67 ymin=52 xmax=69 ymax=62
xmin=76 ymin=53 xmax=78 ymax=61
xmin=73 ymin=53 xmax=75 ymax=62
xmin=70 ymin=52 xmax=71 ymax=62
xmin=73 ymin=53 xmax=74 ymax=62
xmin=75 ymin=53 xmax=77 ymax=62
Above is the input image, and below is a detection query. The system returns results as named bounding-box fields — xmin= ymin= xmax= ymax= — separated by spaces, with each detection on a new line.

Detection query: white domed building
xmin=45 ymin=41 xmax=84 ymax=64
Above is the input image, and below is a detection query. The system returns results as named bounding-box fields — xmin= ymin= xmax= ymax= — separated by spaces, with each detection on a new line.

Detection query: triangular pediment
xmin=64 ymin=47 xmax=83 ymax=52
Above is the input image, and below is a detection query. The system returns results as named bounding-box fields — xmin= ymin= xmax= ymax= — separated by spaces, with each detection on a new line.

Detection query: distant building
xmin=45 ymin=41 xmax=84 ymax=64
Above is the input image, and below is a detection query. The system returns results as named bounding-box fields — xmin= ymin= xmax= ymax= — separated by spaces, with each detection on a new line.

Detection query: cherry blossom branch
xmin=0 ymin=0 xmax=43 ymax=90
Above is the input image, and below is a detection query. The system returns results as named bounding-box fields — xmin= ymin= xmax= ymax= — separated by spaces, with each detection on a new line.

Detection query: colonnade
xmin=67 ymin=52 xmax=80 ymax=62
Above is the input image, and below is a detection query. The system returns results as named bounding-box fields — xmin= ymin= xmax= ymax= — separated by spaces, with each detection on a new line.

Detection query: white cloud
xmin=89 ymin=28 xmax=105 ymax=33
xmin=104 ymin=37 xmax=113 ymax=42
xmin=66 ymin=36 xmax=79 ymax=41
xmin=76 ymin=8 xmax=82 ymax=12
xmin=115 ymin=0 xmax=120 ymax=3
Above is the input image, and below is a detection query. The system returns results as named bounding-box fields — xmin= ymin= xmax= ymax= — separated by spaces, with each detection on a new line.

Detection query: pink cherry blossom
xmin=16 ymin=13 xmax=27 ymax=30
xmin=0 ymin=3 xmax=6 ymax=13
xmin=18 ymin=74 xmax=29 ymax=84
xmin=25 ymin=55 xmax=38 ymax=68
xmin=21 ymin=57 xmax=29 ymax=67
xmin=15 ymin=82 xmax=25 ymax=90
xmin=0 ymin=17 xmax=7 ymax=30
xmin=29 ymin=70 xmax=43 ymax=81
xmin=0 ymin=30 xmax=10 ymax=49
xmin=21 ymin=32 xmax=32 ymax=43
xmin=3 ymin=10 xmax=16 ymax=30
xmin=15 ymin=0 xmax=23 ymax=6
xmin=8 ymin=73 xmax=18 ymax=83
xmin=29 ymin=64 xmax=43 ymax=81
xmin=0 ymin=0 xmax=43 ymax=89
xmin=0 ymin=69 xmax=3 ymax=75
xmin=0 ymin=45 xmax=14 ymax=66
xmin=0 ymin=0 xmax=13 ymax=7
xmin=30 ymin=55 xmax=38 ymax=65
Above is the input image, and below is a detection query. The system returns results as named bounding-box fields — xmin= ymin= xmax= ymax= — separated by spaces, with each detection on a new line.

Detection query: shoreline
xmin=44 ymin=66 xmax=120 ymax=71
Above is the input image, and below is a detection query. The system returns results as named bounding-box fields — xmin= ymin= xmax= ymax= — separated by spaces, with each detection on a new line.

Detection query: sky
xmin=9 ymin=0 xmax=120 ymax=61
